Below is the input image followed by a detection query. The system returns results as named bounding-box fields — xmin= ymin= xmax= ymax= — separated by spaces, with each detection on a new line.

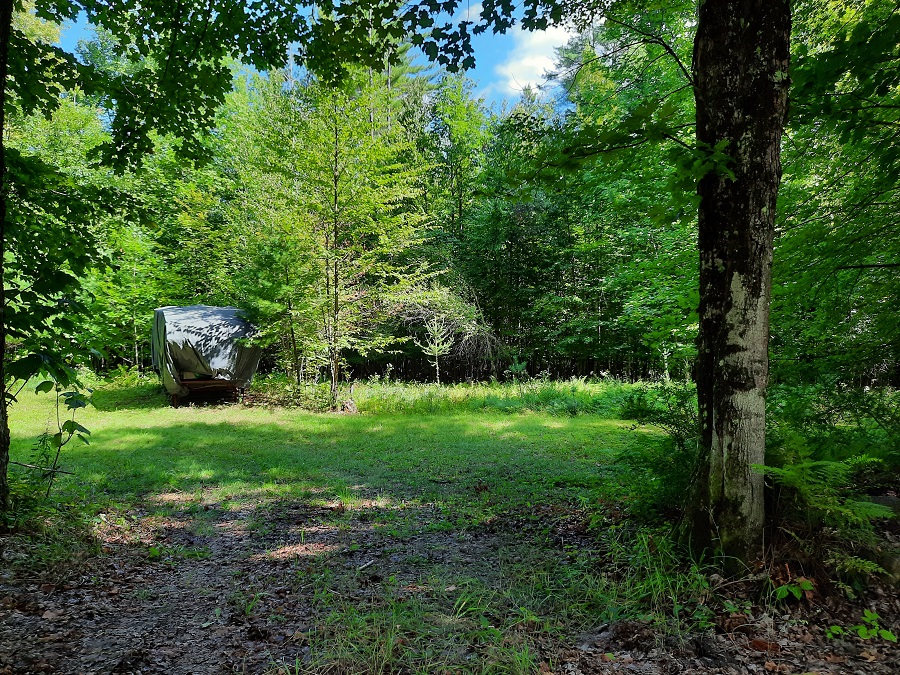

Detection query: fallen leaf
xmin=860 ymin=650 xmax=880 ymax=662
xmin=824 ymin=654 xmax=847 ymax=664
xmin=750 ymin=638 xmax=781 ymax=653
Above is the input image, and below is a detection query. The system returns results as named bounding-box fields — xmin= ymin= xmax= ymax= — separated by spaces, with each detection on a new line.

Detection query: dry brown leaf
xmin=824 ymin=654 xmax=847 ymax=663
xmin=860 ymin=649 xmax=880 ymax=662
xmin=750 ymin=638 xmax=781 ymax=653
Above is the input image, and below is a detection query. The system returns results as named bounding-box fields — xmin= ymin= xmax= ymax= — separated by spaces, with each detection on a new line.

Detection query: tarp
xmin=150 ymin=305 xmax=262 ymax=397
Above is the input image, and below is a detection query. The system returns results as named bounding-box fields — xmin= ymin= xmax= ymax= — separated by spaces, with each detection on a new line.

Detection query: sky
xmin=57 ymin=8 xmax=577 ymax=111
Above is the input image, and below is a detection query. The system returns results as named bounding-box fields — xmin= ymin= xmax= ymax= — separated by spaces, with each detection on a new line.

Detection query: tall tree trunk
xmin=684 ymin=0 xmax=791 ymax=564
xmin=0 ymin=0 xmax=13 ymax=512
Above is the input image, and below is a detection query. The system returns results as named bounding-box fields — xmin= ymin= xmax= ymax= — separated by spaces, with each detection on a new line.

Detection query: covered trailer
xmin=151 ymin=305 xmax=262 ymax=406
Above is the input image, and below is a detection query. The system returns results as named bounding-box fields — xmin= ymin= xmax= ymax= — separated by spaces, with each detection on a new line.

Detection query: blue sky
xmin=58 ymin=8 xmax=576 ymax=110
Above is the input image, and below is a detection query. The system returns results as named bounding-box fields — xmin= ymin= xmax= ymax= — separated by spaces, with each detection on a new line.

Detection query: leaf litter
xmin=0 ymin=494 xmax=897 ymax=674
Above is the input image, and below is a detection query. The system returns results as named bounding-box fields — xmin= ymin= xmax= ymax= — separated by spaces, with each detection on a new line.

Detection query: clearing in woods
xmin=0 ymin=383 xmax=897 ymax=674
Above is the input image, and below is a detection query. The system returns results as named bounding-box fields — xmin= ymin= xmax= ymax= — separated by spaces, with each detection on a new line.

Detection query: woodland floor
xmin=2 ymin=492 xmax=898 ymax=675
xmin=0 ymin=387 xmax=898 ymax=674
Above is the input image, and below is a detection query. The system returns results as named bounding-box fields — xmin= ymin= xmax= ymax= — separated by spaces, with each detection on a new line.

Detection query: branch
xmin=602 ymin=16 xmax=694 ymax=89
xmin=9 ymin=461 xmax=73 ymax=475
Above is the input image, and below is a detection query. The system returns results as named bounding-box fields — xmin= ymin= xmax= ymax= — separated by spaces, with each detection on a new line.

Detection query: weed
xmin=132 ymin=588 xmax=155 ymax=601
xmin=771 ymin=576 xmax=814 ymax=602
xmin=148 ymin=543 xmax=211 ymax=562
xmin=229 ymin=591 xmax=264 ymax=617
xmin=826 ymin=609 xmax=898 ymax=642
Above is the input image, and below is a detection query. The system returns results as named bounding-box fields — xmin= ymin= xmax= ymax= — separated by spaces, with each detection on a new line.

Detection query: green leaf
xmin=35 ymin=380 xmax=55 ymax=394
xmin=61 ymin=420 xmax=91 ymax=436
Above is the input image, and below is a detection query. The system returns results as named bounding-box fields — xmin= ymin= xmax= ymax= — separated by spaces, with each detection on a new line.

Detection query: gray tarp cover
xmin=151 ymin=305 xmax=262 ymax=396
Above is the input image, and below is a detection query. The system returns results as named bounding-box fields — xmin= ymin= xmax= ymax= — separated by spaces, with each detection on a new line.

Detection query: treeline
xmin=9 ymin=2 xmax=900 ymax=388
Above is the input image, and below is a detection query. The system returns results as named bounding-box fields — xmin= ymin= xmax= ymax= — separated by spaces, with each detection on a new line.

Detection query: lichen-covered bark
xmin=685 ymin=0 xmax=791 ymax=564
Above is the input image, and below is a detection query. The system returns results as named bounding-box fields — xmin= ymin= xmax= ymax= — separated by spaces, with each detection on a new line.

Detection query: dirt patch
xmin=1 ymin=500 xmax=898 ymax=674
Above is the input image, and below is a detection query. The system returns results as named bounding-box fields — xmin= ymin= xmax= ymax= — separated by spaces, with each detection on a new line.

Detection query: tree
xmin=680 ymin=0 xmax=791 ymax=564
xmin=415 ymin=316 xmax=454 ymax=384
xmin=296 ymin=77 xmax=428 ymax=406
xmin=215 ymin=70 xmax=430 ymax=406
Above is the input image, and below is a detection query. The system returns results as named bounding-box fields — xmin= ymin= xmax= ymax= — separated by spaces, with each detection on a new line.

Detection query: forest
xmin=0 ymin=0 xmax=899 ymax=673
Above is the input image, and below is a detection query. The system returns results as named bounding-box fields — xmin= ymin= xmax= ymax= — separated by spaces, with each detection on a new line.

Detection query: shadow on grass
xmin=1 ymin=476 xmax=625 ymax=674
xmin=14 ymin=411 xmax=658 ymax=516
xmin=2 ymin=406 xmax=703 ymax=675
xmin=91 ymin=382 xmax=171 ymax=412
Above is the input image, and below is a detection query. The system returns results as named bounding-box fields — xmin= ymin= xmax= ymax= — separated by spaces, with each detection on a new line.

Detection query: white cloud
xmin=494 ymin=25 xmax=577 ymax=96
xmin=453 ymin=2 xmax=483 ymax=24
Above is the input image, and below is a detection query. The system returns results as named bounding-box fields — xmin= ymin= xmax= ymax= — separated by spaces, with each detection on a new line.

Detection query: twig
xmin=9 ymin=461 xmax=74 ymax=475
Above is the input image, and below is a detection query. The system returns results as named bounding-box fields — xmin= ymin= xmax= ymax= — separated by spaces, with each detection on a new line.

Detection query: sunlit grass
xmin=7 ymin=380 xmax=718 ymax=673
xmin=9 ymin=382 xmax=656 ymax=517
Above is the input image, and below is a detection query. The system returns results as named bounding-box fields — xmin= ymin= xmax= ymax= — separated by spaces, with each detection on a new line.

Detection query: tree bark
xmin=684 ymin=0 xmax=791 ymax=564
xmin=0 ymin=0 xmax=13 ymax=512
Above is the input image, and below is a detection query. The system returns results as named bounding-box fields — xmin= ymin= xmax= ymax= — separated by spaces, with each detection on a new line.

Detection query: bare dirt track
xmin=1 ymin=496 xmax=898 ymax=675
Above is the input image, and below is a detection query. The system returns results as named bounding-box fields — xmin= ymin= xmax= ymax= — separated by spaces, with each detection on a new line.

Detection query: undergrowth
xmin=350 ymin=377 xmax=634 ymax=417
xmin=763 ymin=382 xmax=899 ymax=592
xmin=1 ymin=470 xmax=100 ymax=579
xmin=289 ymin=521 xmax=715 ymax=675
xmin=615 ymin=381 xmax=699 ymax=520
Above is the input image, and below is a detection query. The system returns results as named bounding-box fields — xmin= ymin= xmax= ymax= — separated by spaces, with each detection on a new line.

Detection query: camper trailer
xmin=151 ymin=305 xmax=262 ymax=406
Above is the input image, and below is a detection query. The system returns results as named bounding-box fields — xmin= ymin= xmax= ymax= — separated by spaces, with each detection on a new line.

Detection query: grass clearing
xmin=10 ymin=381 xmax=650 ymax=515
xmin=1 ymin=380 xmax=720 ymax=673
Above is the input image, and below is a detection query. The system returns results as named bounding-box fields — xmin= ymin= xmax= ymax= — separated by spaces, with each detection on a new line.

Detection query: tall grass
xmin=352 ymin=377 xmax=637 ymax=417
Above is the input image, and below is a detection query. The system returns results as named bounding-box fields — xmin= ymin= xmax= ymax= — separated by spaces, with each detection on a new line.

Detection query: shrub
xmin=764 ymin=383 xmax=898 ymax=590
xmin=616 ymin=381 xmax=699 ymax=520
xmin=247 ymin=373 xmax=333 ymax=411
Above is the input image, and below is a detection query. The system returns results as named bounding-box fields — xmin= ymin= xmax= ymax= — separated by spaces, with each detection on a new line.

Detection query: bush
xmin=768 ymin=382 xmax=900 ymax=468
xmin=616 ymin=381 xmax=699 ymax=520
xmin=246 ymin=373 xmax=333 ymax=411
xmin=764 ymin=384 xmax=898 ymax=590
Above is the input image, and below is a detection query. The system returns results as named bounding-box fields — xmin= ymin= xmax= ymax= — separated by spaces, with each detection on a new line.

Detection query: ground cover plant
xmin=1 ymin=378 xmax=897 ymax=674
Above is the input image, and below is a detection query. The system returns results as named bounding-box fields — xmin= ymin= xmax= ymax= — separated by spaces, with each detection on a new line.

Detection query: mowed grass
xmin=9 ymin=380 xmax=656 ymax=519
